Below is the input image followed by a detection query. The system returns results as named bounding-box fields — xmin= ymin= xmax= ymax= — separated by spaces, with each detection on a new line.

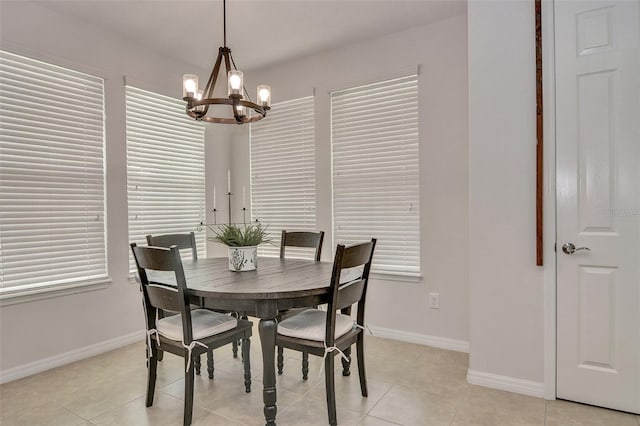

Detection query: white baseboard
xmin=466 ymin=369 xmax=545 ymax=398
xmin=0 ymin=330 xmax=145 ymax=384
xmin=367 ymin=325 xmax=469 ymax=353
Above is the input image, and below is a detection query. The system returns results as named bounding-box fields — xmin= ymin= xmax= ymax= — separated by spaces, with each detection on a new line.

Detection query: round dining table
xmin=149 ymin=256 xmax=335 ymax=426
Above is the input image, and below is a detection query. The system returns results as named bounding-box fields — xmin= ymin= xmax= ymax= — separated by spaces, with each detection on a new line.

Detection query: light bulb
xmin=195 ymin=90 xmax=204 ymax=113
xmin=185 ymin=79 xmax=196 ymax=93
xmin=236 ymin=105 xmax=245 ymax=116
xmin=257 ymin=85 xmax=271 ymax=107
xmin=182 ymin=74 xmax=198 ymax=98
xmin=228 ymin=70 xmax=243 ymax=96
xmin=229 ymin=75 xmax=241 ymax=90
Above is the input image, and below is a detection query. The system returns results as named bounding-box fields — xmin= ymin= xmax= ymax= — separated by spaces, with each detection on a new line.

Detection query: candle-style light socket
xmin=183 ymin=74 xmax=198 ymax=99
xmin=194 ymin=90 xmax=205 ymax=113
xmin=257 ymin=85 xmax=271 ymax=108
xmin=228 ymin=70 xmax=243 ymax=96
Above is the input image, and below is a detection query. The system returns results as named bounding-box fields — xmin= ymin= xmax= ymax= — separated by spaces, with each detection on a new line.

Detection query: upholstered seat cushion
xmin=157 ymin=309 xmax=237 ymax=341
xmin=277 ymin=309 xmax=355 ymax=341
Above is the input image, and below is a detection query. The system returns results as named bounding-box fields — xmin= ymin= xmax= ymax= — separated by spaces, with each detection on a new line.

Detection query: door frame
xmin=542 ymin=0 xmax=558 ymax=401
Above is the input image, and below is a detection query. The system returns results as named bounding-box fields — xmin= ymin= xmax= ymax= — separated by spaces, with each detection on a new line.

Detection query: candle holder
xmin=197 ymin=190 xmax=250 ymax=231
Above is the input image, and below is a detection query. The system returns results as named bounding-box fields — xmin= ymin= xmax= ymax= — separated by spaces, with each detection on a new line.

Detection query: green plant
xmin=209 ymin=223 xmax=272 ymax=247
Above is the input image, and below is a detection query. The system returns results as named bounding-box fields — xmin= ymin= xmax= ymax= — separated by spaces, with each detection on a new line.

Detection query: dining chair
xmin=277 ymin=230 xmax=325 ymax=379
xmin=276 ymin=239 xmax=376 ymax=426
xmin=279 ymin=230 xmax=324 ymax=261
xmin=131 ymin=243 xmax=252 ymax=426
xmin=145 ymin=232 xmax=239 ymax=376
xmin=146 ymin=232 xmax=198 ymax=259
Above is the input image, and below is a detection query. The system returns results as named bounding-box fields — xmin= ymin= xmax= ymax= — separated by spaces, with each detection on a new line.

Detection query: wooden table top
xmin=149 ymin=256 xmax=335 ymax=300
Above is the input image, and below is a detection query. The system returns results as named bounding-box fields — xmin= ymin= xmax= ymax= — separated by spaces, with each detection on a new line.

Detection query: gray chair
xmin=146 ymin=232 xmax=198 ymax=260
xmin=277 ymin=230 xmax=325 ymax=379
xmin=277 ymin=239 xmax=376 ymax=426
xmin=131 ymin=243 xmax=252 ymax=426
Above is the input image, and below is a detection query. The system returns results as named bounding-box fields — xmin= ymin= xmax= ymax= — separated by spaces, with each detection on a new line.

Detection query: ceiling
xmin=32 ymin=0 xmax=466 ymax=72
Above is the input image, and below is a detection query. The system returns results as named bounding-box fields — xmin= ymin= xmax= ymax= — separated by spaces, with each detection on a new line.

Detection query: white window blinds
xmin=250 ymin=96 xmax=316 ymax=258
xmin=0 ymin=50 xmax=107 ymax=292
xmin=126 ymin=86 xmax=205 ymax=266
xmin=331 ymin=75 xmax=420 ymax=276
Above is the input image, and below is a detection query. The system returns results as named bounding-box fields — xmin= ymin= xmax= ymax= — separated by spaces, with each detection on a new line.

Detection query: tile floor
xmin=1 ymin=325 xmax=638 ymax=426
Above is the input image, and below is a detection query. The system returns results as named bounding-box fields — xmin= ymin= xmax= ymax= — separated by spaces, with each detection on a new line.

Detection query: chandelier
xmin=182 ymin=0 xmax=271 ymax=124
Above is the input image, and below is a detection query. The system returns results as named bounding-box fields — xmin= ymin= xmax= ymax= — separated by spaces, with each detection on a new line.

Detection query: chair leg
xmin=356 ymin=334 xmax=368 ymax=397
xmin=146 ymin=345 xmax=158 ymax=407
xmin=157 ymin=310 xmax=165 ymax=361
xmin=231 ymin=312 xmax=239 ymax=358
xmin=302 ymin=351 xmax=309 ymax=380
xmin=194 ymin=353 xmax=201 ymax=375
xmin=242 ymin=337 xmax=252 ymax=393
xmin=184 ymin=357 xmax=195 ymax=426
xmin=324 ymin=355 xmax=337 ymax=426
xmin=277 ymin=345 xmax=284 ymax=375
xmin=341 ymin=346 xmax=351 ymax=376
xmin=207 ymin=350 xmax=214 ymax=379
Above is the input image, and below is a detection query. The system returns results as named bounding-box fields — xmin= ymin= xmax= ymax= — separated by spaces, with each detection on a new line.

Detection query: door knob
xmin=562 ymin=243 xmax=591 ymax=255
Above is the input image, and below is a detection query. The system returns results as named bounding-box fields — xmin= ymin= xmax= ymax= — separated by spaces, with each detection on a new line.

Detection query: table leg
xmin=259 ymin=318 xmax=277 ymax=426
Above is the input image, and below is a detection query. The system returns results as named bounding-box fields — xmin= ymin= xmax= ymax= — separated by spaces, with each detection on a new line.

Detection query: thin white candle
xmin=227 ymin=170 xmax=231 ymax=193
xmin=243 ymin=186 xmax=246 ymax=208
xmin=213 ymin=185 xmax=216 ymax=209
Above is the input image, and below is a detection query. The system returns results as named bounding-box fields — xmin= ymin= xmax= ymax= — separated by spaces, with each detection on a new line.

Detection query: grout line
xmin=363 ymin=383 xmax=395 ymax=417
xmin=362 ymin=413 xmax=404 ymax=425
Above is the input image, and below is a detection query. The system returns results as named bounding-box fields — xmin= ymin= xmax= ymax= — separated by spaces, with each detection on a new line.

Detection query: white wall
xmin=0 ymin=1 xmax=220 ymax=376
xmin=467 ymin=0 xmax=545 ymax=387
xmin=233 ymin=14 xmax=470 ymax=346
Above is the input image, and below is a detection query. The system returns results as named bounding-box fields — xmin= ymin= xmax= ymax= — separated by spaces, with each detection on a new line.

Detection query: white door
xmin=556 ymin=0 xmax=640 ymax=414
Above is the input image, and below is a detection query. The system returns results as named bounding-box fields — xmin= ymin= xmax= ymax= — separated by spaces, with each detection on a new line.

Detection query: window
xmin=331 ymin=75 xmax=420 ymax=276
xmin=250 ymin=96 xmax=316 ymax=258
xmin=0 ymin=50 xmax=107 ymax=296
xmin=126 ymin=86 xmax=205 ymax=268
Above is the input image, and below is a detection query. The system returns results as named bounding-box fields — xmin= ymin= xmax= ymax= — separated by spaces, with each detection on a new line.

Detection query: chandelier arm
xmin=194 ymin=48 xmax=224 ymax=117
xmin=203 ymin=48 xmax=224 ymax=100
xmin=222 ymin=49 xmax=232 ymax=80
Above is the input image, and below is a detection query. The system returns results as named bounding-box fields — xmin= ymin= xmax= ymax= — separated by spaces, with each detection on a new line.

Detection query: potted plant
xmin=210 ymin=223 xmax=271 ymax=271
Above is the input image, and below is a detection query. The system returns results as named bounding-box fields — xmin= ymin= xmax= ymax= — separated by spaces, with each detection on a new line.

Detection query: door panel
xmin=556 ymin=0 xmax=639 ymax=414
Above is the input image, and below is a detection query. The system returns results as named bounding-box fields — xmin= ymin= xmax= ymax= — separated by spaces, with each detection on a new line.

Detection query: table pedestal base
xmin=259 ymin=319 xmax=277 ymax=426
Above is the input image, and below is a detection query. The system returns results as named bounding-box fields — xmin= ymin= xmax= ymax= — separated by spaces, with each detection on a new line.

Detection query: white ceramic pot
xmin=228 ymin=246 xmax=258 ymax=272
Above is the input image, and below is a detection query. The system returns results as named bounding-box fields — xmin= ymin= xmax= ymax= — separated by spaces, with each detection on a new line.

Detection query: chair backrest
xmin=280 ymin=230 xmax=325 ymax=261
xmin=324 ymin=239 xmax=377 ymax=346
xmin=130 ymin=243 xmax=195 ymax=343
xmin=146 ymin=232 xmax=198 ymax=260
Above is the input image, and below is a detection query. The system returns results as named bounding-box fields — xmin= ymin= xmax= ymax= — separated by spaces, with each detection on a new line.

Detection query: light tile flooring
xmin=1 ymin=326 xmax=639 ymax=426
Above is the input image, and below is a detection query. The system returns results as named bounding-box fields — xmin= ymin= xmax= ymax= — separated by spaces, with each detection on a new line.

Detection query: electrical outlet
xmin=428 ymin=292 xmax=440 ymax=309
